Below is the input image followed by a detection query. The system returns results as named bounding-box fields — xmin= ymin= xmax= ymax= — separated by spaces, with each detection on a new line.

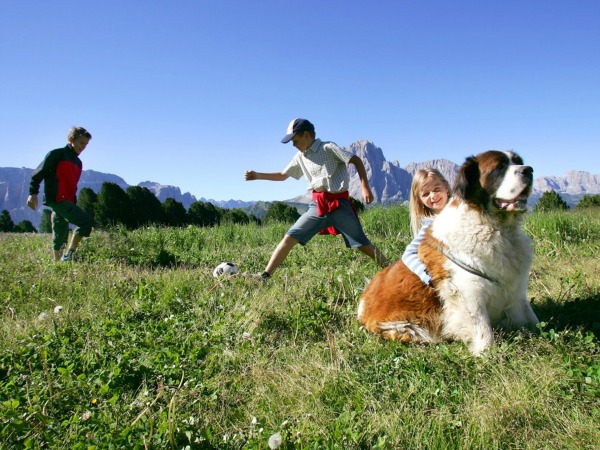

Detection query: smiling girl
xmin=402 ymin=168 xmax=451 ymax=284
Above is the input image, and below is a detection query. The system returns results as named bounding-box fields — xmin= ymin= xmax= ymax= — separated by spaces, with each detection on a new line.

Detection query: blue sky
xmin=1 ymin=0 xmax=598 ymax=202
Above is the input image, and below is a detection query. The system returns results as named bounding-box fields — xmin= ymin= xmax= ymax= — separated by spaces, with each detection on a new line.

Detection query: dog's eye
xmin=496 ymin=160 xmax=508 ymax=172
xmin=511 ymin=155 xmax=524 ymax=165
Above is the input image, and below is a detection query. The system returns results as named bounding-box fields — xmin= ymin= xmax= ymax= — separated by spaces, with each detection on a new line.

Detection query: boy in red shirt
xmin=27 ymin=126 xmax=93 ymax=262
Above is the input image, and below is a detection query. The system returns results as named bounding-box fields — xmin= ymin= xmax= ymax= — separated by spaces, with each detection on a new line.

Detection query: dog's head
xmin=453 ymin=150 xmax=533 ymax=215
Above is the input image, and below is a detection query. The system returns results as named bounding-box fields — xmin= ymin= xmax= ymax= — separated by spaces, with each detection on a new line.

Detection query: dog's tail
xmin=376 ymin=321 xmax=438 ymax=343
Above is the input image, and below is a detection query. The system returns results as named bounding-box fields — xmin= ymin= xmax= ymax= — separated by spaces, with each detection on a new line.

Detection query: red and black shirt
xmin=29 ymin=145 xmax=83 ymax=204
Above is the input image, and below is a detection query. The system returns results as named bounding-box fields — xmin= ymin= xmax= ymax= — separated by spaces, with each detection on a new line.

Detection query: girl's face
xmin=419 ymin=177 xmax=449 ymax=214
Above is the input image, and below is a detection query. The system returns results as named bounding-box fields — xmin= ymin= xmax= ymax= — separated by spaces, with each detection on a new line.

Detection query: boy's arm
xmin=245 ymin=170 xmax=289 ymax=181
xmin=27 ymin=150 xmax=57 ymax=210
xmin=348 ymin=155 xmax=373 ymax=204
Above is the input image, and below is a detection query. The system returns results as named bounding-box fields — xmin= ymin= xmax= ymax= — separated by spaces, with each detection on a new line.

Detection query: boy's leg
xmin=51 ymin=211 xmax=70 ymax=261
xmin=358 ymin=244 xmax=389 ymax=268
xmin=51 ymin=202 xmax=93 ymax=258
xmin=329 ymin=201 xmax=389 ymax=267
xmin=67 ymin=234 xmax=84 ymax=253
xmin=262 ymin=203 xmax=324 ymax=278
xmin=264 ymin=235 xmax=299 ymax=276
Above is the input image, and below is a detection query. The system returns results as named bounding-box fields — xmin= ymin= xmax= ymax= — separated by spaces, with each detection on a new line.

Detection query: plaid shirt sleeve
xmin=324 ymin=142 xmax=354 ymax=164
xmin=283 ymin=153 xmax=304 ymax=180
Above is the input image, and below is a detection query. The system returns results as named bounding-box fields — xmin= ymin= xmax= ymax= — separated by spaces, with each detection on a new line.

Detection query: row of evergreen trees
xmin=533 ymin=191 xmax=600 ymax=212
xmin=2 ymin=187 xmax=599 ymax=234
xmin=0 ymin=181 xmax=303 ymax=233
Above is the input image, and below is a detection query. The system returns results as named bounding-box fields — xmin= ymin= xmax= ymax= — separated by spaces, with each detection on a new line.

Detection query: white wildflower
xmin=53 ymin=305 xmax=63 ymax=314
xmin=82 ymin=410 xmax=92 ymax=421
xmin=268 ymin=432 xmax=282 ymax=449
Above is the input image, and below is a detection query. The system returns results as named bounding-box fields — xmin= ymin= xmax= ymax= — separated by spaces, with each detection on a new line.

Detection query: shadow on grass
xmin=534 ymin=292 xmax=600 ymax=334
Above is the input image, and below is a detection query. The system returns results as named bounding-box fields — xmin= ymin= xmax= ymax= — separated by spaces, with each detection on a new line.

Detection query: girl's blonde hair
xmin=409 ymin=168 xmax=451 ymax=237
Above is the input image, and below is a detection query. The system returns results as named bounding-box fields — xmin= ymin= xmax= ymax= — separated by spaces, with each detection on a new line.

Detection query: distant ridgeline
xmin=2 ymin=141 xmax=599 ymax=228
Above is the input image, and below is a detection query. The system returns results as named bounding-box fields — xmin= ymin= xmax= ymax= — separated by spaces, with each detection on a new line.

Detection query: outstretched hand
xmin=362 ymin=185 xmax=374 ymax=204
xmin=26 ymin=194 xmax=38 ymax=210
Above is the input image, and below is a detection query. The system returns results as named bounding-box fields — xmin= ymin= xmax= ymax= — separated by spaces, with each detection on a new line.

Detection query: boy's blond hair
xmin=68 ymin=126 xmax=92 ymax=141
xmin=409 ymin=168 xmax=451 ymax=237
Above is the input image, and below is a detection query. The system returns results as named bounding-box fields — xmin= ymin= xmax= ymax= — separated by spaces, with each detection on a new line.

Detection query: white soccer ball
xmin=212 ymin=262 xmax=239 ymax=278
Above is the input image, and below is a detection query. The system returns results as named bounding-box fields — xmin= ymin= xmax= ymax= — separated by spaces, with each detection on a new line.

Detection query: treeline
xmin=0 ymin=182 xmax=303 ymax=233
xmin=534 ymin=191 xmax=600 ymax=212
xmin=3 ymin=187 xmax=599 ymax=234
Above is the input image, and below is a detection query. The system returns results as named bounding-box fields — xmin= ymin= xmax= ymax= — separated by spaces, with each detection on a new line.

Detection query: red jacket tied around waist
xmin=311 ymin=190 xmax=359 ymax=236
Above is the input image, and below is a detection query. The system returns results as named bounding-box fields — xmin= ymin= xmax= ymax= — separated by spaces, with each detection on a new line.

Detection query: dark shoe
xmin=61 ymin=250 xmax=75 ymax=262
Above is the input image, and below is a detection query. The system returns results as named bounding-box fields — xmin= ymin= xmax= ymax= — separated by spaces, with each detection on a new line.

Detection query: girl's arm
xmin=402 ymin=222 xmax=432 ymax=284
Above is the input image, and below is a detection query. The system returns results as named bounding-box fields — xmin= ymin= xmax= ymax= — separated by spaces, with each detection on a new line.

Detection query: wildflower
xmin=53 ymin=305 xmax=63 ymax=314
xmin=268 ymin=432 xmax=282 ymax=449
xmin=82 ymin=410 xmax=92 ymax=421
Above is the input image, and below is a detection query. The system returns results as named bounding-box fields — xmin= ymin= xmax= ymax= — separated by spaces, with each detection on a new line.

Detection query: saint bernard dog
xmin=357 ymin=150 xmax=539 ymax=355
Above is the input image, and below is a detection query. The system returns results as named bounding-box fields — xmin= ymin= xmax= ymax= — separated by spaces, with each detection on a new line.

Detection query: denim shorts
xmin=286 ymin=200 xmax=371 ymax=248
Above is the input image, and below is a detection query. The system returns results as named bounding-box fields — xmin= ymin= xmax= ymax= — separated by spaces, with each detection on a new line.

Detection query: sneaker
xmin=259 ymin=271 xmax=271 ymax=282
xmin=249 ymin=271 xmax=271 ymax=282
xmin=61 ymin=250 xmax=75 ymax=262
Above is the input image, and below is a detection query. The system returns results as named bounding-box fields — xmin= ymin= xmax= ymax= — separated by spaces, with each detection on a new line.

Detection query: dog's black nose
xmin=517 ymin=166 xmax=534 ymax=181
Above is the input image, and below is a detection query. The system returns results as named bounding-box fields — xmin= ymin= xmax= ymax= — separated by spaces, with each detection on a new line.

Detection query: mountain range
xmin=2 ymin=141 xmax=599 ymax=228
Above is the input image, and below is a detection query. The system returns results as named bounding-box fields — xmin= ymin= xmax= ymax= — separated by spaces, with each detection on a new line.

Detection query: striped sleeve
xmin=402 ymin=219 xmax=432 ymax=285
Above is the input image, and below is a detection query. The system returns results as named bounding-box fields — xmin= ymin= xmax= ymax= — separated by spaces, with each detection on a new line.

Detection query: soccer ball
xmin=213 ymin=262 xmax=239 ymax=278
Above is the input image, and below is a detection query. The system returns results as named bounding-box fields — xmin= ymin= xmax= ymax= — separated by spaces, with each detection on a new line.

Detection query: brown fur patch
xmin=358 ymin=260 xmax=442 ymax=338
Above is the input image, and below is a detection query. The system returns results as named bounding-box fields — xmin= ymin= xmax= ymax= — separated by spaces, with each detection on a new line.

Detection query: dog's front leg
xmin=441 ymin=284 xmax=494 ymax=356
xmin=467 ymin=313 xmax=494 ymax=356
xmin=460 ymin=292 xmax=494 ymax=356
xmin=504 ymin=292 xmax=539 ymax=331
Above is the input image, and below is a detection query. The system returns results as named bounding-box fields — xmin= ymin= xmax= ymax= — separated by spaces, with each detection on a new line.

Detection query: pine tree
xmin=15 ymin=220 xmax=37 ymax=233
xmin=126 ymin=186 xmax=164 ymax=227
xmin=95 ymin=182 xmax=135 ymax=228
xmin=262 ymin=202 xmax=300 ymax=224
xmin=162 ymin=198 xmax=188 ymax=227
xmin=576 ymin=194 xmax=600 ymax=209
xmin=39 ymin=209 xmax=52 ymax=233
xmin=0 ymin=210 xmax=15 ymax=232
xmin=188 ymin=201 xmax=222 ymax=227
xmin=77 ymin=187 xmax=98 ymax=225
xmin=534 ymin=191 xmax=569 ymax=212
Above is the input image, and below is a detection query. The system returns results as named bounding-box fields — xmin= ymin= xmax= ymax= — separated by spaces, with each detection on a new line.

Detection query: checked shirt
xmin=283 ymin=138 xmax=354 ymax=194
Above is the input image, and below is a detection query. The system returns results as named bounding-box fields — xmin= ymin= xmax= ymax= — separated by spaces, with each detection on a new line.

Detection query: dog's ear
xmin=453 ymin=156 xmax=487 ymax=205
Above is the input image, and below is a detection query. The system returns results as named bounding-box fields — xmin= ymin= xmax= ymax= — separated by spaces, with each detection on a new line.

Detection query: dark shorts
xmin=286 ymin=200 xmax=371 ymax=248
xmin=47 ymin=201 xmax=93 ymax=250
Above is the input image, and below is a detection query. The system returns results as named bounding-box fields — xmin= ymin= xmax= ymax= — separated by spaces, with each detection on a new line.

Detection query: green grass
xmin=1 ymin=205 xmax=598 ymax=449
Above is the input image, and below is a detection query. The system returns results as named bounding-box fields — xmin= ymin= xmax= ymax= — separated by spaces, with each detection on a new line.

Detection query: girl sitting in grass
xmin=402 ymin=168 xmax=451 ymax=285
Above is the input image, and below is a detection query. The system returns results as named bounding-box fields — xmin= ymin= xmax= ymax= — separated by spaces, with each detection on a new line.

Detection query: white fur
xmin=430 ymin=185 xmax=538 ymax=355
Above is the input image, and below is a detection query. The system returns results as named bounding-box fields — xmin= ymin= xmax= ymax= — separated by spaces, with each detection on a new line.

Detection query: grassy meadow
xmin=1 ymin=206 xmax=599 ymax=449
